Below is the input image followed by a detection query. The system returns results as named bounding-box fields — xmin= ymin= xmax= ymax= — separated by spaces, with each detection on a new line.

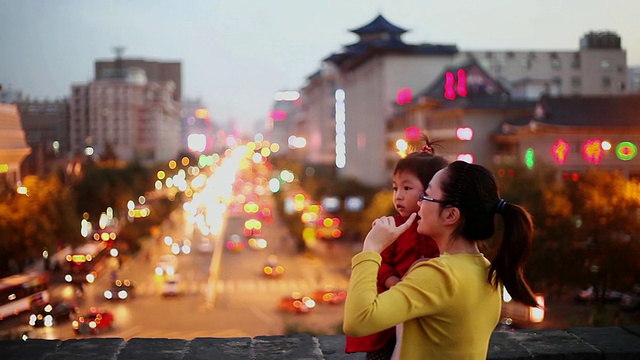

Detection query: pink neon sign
xmin=582 ymin=139 xmax=603 ymax=164
xmin=552 ymin=139 xmax=570 ymax=165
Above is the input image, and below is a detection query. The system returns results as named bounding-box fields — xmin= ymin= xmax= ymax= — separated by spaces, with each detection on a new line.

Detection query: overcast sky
xmin=1 ymin=0 xmax=638 ymax=133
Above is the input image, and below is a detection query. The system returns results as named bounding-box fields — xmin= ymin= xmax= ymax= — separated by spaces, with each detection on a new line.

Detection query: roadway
xmin=0 ymin=192 xmax=353 ymax=340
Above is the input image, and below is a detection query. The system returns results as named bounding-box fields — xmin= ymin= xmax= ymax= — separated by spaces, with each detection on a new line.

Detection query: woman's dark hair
xmin=393 ymin=138 xmax=448 ymax=189
xmin=438 ymin=160 xmax=538 ymax=307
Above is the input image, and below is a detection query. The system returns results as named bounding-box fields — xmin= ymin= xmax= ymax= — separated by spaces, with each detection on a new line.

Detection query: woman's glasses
xmin=418 ymin=193 xmax=456 ymax=207
xmin=418 ymin=194 xmax=448 ymax=204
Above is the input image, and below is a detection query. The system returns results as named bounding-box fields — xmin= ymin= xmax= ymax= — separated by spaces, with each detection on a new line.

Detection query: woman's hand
xmin=362 ymin=213 xmax=417 ymax=253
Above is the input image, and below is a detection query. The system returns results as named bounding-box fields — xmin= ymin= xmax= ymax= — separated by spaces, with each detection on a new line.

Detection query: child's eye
xmin=392 ymin=187 xmax=398 ymax=192
xmin=404 ymin=186 xmax=412 ymax=191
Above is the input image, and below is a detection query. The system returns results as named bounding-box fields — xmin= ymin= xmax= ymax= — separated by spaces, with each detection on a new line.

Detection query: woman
xmin=343 ymin=161 xmax=539 ymax=360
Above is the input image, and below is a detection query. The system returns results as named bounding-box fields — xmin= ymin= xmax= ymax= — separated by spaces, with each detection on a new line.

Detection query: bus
xmin=64 ymin=241 xmax=109 ymax=284
xmin=0 ymin=272 xmax=50 ymax=320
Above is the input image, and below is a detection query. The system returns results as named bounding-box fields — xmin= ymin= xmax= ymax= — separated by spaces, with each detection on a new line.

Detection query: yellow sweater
xmin=344 ymin=251 xmax=501 ymax=360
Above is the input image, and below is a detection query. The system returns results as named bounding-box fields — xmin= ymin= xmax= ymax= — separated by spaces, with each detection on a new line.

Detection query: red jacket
xmin=345 ymin=215 xmax=440 ymax=353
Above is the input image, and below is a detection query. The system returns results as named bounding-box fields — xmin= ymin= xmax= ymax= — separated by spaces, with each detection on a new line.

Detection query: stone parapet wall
xmin=2 ymin=326 xmax=640 ymax=359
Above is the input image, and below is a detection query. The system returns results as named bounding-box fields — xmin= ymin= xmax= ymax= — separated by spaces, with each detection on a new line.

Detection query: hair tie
xmin=420 ymin=144 xmax=434 ymax=154
xmin=495 ymin=199 xmax=507 ymax=214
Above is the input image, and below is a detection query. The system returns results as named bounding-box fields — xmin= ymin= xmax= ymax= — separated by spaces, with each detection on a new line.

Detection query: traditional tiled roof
xmin=531 ymin=95 xmax=640 ymax=127
xmin=417 ymin=57 xmax=532 ymax=111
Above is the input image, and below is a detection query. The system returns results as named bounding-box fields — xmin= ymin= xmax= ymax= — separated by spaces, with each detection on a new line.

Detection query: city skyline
xmin=1 ymin=0 xmax=639 ymax=133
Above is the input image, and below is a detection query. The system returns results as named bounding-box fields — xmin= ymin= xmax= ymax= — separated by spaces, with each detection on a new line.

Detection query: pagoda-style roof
xmin=349 ymin=14 xmax=408 ymax=36
xmin=324 ymin=14 xmax=458 ymax=72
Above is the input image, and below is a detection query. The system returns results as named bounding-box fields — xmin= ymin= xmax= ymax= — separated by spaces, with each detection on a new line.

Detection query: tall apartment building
xmin=16 ymin=99 xmax=70 ymax=176
xmin=293 ymin=15 xmax=630 ymax=187
xmin=466 ymin=31 xmax=627 ymax=98
xmin=70 ymin=66 xmax=182 ymax=164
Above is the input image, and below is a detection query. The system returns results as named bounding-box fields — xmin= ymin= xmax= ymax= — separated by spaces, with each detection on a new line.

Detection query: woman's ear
xmin=442 ymin=207 xmax=460 ymax=226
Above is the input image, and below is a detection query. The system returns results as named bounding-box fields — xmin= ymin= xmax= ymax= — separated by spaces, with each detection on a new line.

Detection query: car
xmin=262 ymin=254 xmax=284 ymax=277
xmin=155 ymin=254 xmax=178 ymax=276
xmin=103 ymin=279 xmax=134 ymax=300
xmin=162 ymin=274 xmax=181 ymax=296
xmin=313 ymin=285 xmax=347 ymax=305
xmin=72 ymin=307 xmax=114 ymax=335
xmin=170 ymin=239 xmax=192 ymax=255
xmin=226 ymin=234 xmax=245 ymax=252
xmin=248 ymin=237 xmax=268 ymax=250
xmin=29 ymin=301 xmax=79 ymax=327
xmin=278 ymin=292 xmax=316 ymax=314
xmin=263 ymin=263 xmax=285 ymax=277
xmin=196 ymin=237 xmax=214 ymax=253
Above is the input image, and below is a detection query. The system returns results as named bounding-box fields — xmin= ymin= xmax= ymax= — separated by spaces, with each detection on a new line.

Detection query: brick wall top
xmin=1 ymin=326 xmax=640 ymax=359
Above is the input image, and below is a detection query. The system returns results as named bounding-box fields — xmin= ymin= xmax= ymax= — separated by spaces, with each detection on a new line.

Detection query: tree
xmin=0 ymin=175 xmax=83 ymax=275
xmin=569 ymin=169 xmax=640 ymax=292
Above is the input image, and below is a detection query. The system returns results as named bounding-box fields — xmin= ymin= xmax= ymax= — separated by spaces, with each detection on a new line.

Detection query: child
xmin=345 ymin=141 xmax=448 ymax=360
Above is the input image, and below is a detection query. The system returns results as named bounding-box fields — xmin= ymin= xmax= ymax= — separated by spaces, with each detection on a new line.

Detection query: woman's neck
xmin=439 ymin=237 xmax=480 ymax=255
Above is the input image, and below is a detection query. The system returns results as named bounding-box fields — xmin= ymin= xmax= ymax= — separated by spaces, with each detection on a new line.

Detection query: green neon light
xmin=616 ymin=142 xmax=637 ymax=161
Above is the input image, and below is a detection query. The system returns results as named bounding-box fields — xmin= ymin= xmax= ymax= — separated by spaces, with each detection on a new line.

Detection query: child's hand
xmin=385 ymin=276 xmax=401 ymax=289
xmin=363 ymin=213 xmax=416 ymax=253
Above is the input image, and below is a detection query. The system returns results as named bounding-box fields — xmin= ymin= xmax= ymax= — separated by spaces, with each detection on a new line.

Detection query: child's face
xmin=392 ymin=170 xmax=424 ymax=218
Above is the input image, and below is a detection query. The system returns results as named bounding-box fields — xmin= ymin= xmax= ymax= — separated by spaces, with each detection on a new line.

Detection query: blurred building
xmin=95 ymin=55 xmax=182 ymax=102
xmin=292 ymin=14 xmax=631 ymax=187
xmin=182 ymin=99 xmax=220 ymax=154
xmin=264 ymin=90 xmax=304 ymax=160
xmin=467 ymin=31 xmax=627 ymax=98
xmin=0 ymin=103 xmax=31 ymax=185
xmin=70 ymin=56 xmax=182 ymax=165
xmin=391 ymin=59 xmax=640 ymax=180
xmin=495 ymin=94 xmax=640 ymax=179
xmin=16 ymin=99 xmax=70 ymax=176
xmin=0 ymin=85 xmax=25 ymax=104
xmin=629 ymin=66 xmax=640 ymax=93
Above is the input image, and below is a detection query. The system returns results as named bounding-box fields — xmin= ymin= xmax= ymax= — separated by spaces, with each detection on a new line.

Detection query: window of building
xmin=571 ymin=54 xmax=581 ymax=69
xmin=551 ymin=58 xmax=561 ymax=70
xmin=571 ymin=77 xmax=582 ymax=88
xmin=521 ymin=59 xmax=532 ymax=69
xmin=601 ymin=59 xmax=611 ymax=70
xmin=602 ymin=77 xmax=612 ymax=89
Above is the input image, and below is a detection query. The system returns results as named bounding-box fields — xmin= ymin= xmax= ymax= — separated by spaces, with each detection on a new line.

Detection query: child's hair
xmin=393 ymin=139 xmax=448 ymax=189
xmin=437 ymin=160 xmax=538 ymax=307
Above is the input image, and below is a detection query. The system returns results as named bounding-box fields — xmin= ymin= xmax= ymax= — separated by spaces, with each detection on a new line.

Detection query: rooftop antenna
xmin=113 ymin=46 xmax=126 ymax=78
xmin=113 ymin=46 xmax=126 ymax=60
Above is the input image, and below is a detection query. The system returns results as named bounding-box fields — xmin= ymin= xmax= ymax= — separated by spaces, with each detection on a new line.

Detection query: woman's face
xmin=417 ymin=168 xmax=447 ymax=237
